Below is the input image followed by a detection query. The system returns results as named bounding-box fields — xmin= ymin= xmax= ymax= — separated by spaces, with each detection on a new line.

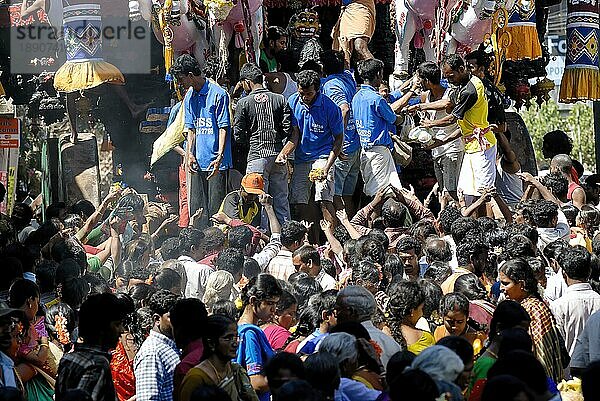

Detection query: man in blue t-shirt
xmin=170 ymin=54 xmax=232 ymax=227
xmin=275 ymin=69 xmax=343 ymax=227
xmin=321 ymin=50 xmax=360 ymax=215
xmin=352 ymin=58 xmax=417 ymax=196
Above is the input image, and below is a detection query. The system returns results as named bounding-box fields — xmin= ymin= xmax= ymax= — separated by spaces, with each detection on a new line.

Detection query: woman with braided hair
xmin=386 ymin=280 xmax=435 ymax=355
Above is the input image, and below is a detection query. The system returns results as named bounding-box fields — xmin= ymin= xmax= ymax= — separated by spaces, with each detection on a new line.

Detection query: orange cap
xmin=241 ymin=173 xmax=265 ymax=195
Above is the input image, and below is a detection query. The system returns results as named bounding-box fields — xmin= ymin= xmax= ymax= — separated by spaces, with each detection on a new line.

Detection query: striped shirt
xmin=233 ymin=88 xmax=292 ymax=162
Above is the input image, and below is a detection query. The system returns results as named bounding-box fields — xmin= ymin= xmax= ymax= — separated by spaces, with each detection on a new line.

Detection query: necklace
xmin=205 ymin=359 xmax=225 ymax=384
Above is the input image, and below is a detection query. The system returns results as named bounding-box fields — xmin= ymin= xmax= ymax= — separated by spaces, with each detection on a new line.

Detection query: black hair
xmin=530 ymin=200 xmax=559 ymax=228
xmin=497 ymin=327 xmax=533 ymax=358
xmin=61 ymin=390 xmax=92 ymax=401
xmin=425 ymin=238 xmax=452 ymax=263
xmin=540 ymin=172 xmax=568 ymax=200
xmin=503 ymin=235 xmax=535 ymax=260
xmin=265 ymin=352 xmax=306 ymax=392
xmin=416 ymin=61 xmax=441 ymax=85
xmin=46 ymin=302 xmax=76 ymax=349
xmin=308 ymin=289 xmax=337 ymax=328
xmin=321 ymin=50 xmax=345 ymax=76
xmin=356 ymin=237 xmax=386 ymax=265
xmin=293 ymin=245 xmax=321 ymax=266
xmin=437 ymin=335 xmax=474 ymax=367
xmin=439 ymin=292 xmax=469 ymax=317
xmin=239 ymin=62 xmax=263 ymax=84
xmin=160 ymin=237 xmax=182 ymax=261
xmin=215 ymin=248 xmax=244 ymax=278
xmin=438 ymin=206 xmax=462 ymax=235
xmin=153 ymin=268 xmax=182 ymax=293
xmin=178 ymin=227 xmax=205 ymax=255
xmin=590 ymin=253 xmax=600 ymax=294
xmin=62 ymin=214 xmax=84 ymax=231
xmin=304 ymin=352 xmax=342 ymax=400
xmin=202 ymin=227 xmax=226 ymax=254
xmin=396 ymin=235 xmax=422 ymax=257
xmin=381 ymin=200 xmax=410 ymax=229
xmin=51 ymin=238 xmax=86 ymax=270
xmin=84 ymin=272 xmax=111 ymax=295
xmin=189 ymin=386 xmax=230 ymax=401
xmin=453 ymin=273 xmax=488 ymax=300
xmin=352 ymin=259 xmax=380 ymax=288
xmin=543 ymin=130 xmax=573 ymax=156
xmin=443 ymin=54 xmax=465 ymax=71
xmin=356 ymin=59 xmax=384 ymax=82
xmin=267 ymin=25 xmax=288 ymax=42
xmin=78 ymin=293 xmax=131 ymax=344
xmin=389 ymin=369 xmax=439 ymax=401
xmin=210 ymin=300 xmax=238 ymax=321
xmin=451 ymin=217 xmax=481 ymax=244
xmin=228 ymin=226 xmax=253 ymax=250
xmin=292 ymin=277 xmax=322 ymax=310
xmin=8 ymin=279 xmax=39 ymax=309
xmin=368 ymin=229 xmax=390 ymax=252
xmin=147 ymin=289 xmax=179 ymax=316
xmin=278 ymin=380 xmax=320 ymax=401
xmin=477 ymin=216 xmax=498 ymax=233
xmin=558 ymin=245 xmax=591 ymax=281
xmin=241 ymin=274 xmax=283 ymax=308
xmin=505 ymin=223 xmax=538 ymax=248
xmin=464 ymin=49 xmax=490 ymax=69
xmin=70 ymin=199 xmax=95 ymax=219
xmin=423 ymin=261 xmax=452 ymax=285
xmin=170 ymin=298 xmax=208 ymax=349
xmin=123 ymin=237 xmax=152 ymax=268
xmin=170 ymin=54 xmax=202 ymax=77
xmin=332 ymin=225 xmax=350 ymax=245
xmin=128 ymin=283 xmax=158 ymax=308
xmin=321 ymin=258 xmax=336 ymax=280
xmin=243 ymin=257 xmax=261 ymax=281
xmin=45 ymin=202 xmax=66 ymax=220
xmin=417 ymin=278 xmax=443 ymax=320
xmin=488 ymin=350 xmax=548 ymax=395
xmin=36 ymin=259 xmax=58 ymax=294
xmin=281 ymin=221 xmax=307 ymax=248
xmin=456 ymin=236 xmax=489 ymax=268
xmin=386 ymin=350 xmax=416 ymax=385
xmin=276 ymin=290 xmax=298 ymax=314
xmin=489 ymin=300 xmax=531 ymax=341
xmin=10 ymin=203 xmax=33 ymax=232
xmin=481 ymin=375 xmax=534 ymax=401
xmin=407 ymin=219 xmax=438 ymax=244
xmin=387 ymin=280 xmax=425 ymax=348
xmin=383 ymin=254 xmax=405 ymax=283
xmin=296 ymin=70 xmax=321 ymax=90
xmin=499 ymin=258 xmax=540 ymax=299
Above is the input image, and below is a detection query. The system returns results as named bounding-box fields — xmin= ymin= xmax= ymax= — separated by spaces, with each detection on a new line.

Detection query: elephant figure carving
xmin=393 ymin=0 xmax=514 ymax=74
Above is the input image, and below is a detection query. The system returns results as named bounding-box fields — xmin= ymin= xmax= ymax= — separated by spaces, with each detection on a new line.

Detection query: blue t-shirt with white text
xmin=288 ymin=92 xmax=344 ymax=163
xmin=183 ymin=80 xmax=232 ymax=171
xmin=322 ymin=71 xmax=360 ymax=155
xmin=352 ymin=84 xmax=396 ymax=149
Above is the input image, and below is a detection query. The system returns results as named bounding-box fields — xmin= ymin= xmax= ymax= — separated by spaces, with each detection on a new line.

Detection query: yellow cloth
xmin=332 ymin=0 xmax=375 ymax=57
xmin=559 ymin=68 xmax=600 ymax=103
xmin=434 ymin=326 xmax=488 ymax=356
xmin=151 ymin=103 xmax=186 ymax=166
xmin=53 ymin=60 xmax=125 ymax=92
xmin=407 ymin=331 xmax=436 ymax=355
xmin=441 ymin=268 xmax=471 ymax=294
xmin=460 ymin=76 xmax=496 ymax=154
xmin=499 ymin=25 xmax=542 ymax=61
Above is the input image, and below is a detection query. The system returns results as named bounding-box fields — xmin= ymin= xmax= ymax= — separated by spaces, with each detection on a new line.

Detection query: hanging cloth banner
xmin=498 ymin=0 xmax=542 ymax=61
xmin=559 ymin=0 xmax=600 ymax=102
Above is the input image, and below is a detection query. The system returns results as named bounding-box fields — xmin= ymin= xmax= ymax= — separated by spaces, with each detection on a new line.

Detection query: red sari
xmin=110 ymin=340 xmax=135 ymax=401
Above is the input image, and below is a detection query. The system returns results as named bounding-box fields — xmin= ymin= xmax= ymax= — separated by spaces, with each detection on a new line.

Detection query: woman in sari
xmin=386 ymin=281 xmax=435 ymax=355
xmin=499 ymin=258 xmax=567 ymax=383
xmin=178 ymin=315 xmax=258 ymax=401
xmin=261 ymin=290 xmax=297 ymax=351
xmin=9 ymin=279 xmax=58 ymax=401
xmin=434 ymin=293 xmax=487 ymax=356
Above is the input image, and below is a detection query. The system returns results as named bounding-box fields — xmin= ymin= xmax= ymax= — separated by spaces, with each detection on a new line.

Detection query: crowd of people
xmin=1 ymin=18 xmax=600 ymax=401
